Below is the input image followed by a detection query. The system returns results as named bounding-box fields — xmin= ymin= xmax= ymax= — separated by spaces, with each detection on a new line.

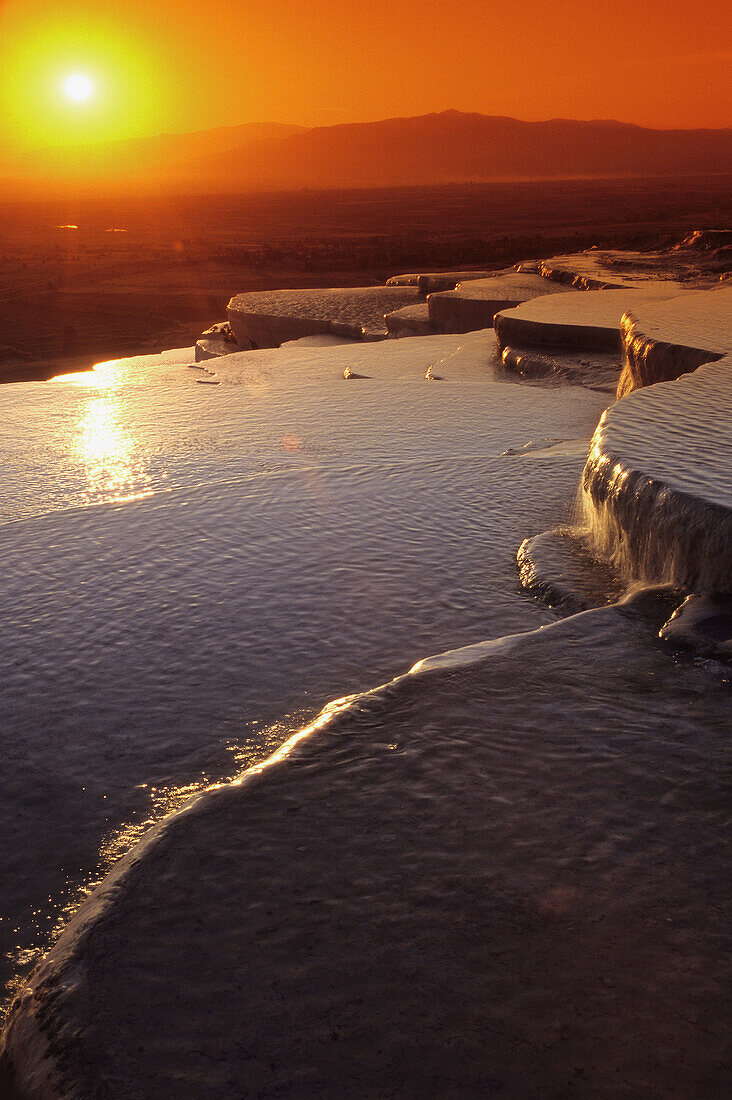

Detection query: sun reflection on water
xmin=65 ymin=361 xmax=155 ymax=504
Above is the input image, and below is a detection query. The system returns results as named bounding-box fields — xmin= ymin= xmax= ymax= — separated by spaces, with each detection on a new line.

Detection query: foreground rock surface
xmin=3 ymin=256 xmax=731 ymax=1100
xmin=0 ymin=329 xmax=609 ymax=1016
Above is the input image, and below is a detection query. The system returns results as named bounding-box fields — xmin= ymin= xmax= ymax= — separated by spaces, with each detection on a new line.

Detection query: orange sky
xmin=1 ymin=0 xmax=730 ymax=157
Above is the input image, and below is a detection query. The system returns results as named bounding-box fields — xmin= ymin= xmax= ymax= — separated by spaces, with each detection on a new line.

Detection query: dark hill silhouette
xmin=96 ymin=121 xmax=308 ymax=173
xmin=204 ymin=111 xmax=731 ymax=189
xmin=1 ymin=111 xmax=729 ymax=197
xmin=0 ymin=122 xmax=305 ymax=196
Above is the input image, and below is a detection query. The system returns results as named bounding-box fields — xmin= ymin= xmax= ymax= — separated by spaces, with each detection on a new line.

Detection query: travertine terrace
xmin=618 ymin=286 xmax=732 ymax=395
xmin=427 ymin=272 xmax=572 ymax=334
xmin=494 ymin=286 xmax=684 ymax=352
xmin=384 ymin=302 xmax=436 ymax=338
xmin=581 ymin=288 xmax=732 ymax=591
xmin=227 ymin=286 xmax=420 ymax=348
xmin=385 ymin=268 xmax=499 ymax=292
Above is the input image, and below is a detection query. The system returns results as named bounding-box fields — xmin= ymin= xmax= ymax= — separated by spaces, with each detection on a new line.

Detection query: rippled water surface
xmin=0 ymin=337 xmax=610 ymax=1004
xmin=13 ymin=607 xmax=730 ymax=1099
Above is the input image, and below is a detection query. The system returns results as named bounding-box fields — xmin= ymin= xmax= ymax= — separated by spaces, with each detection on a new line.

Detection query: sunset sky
xmin=1 ymin=0 xmax=730 ymax=159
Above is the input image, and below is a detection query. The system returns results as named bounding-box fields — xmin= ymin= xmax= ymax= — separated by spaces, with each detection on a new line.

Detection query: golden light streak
xmin=65 ymin=362 xmax=154 ymax=504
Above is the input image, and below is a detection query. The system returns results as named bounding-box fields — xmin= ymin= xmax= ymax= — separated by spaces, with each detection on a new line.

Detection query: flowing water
xmin=580 ymin=355 xmax=732 ymax=592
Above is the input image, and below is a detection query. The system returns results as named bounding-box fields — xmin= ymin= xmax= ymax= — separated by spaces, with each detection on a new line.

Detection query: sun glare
xmin=63 ymin=72 xmax=94 ymax=102
xmin=0 ymin=3 xmax=170 ymax=152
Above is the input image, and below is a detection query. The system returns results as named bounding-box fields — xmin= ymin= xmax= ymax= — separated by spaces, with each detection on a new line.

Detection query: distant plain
xmin=1 ymin=174 xmax=730 ymax=379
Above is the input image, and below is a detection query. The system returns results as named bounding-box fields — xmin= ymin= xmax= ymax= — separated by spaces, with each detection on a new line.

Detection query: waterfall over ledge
xmin=581 ymin=288 xmax=732 ymax=592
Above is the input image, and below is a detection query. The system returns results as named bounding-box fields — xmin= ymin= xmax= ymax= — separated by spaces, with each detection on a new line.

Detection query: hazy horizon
xmin=9 ymin=107 xmax=732 ymax=154
xmin=2 ymin=1 xmax=730 ymax=158
xmin=1 ymin=109 xmax=730 ymax=203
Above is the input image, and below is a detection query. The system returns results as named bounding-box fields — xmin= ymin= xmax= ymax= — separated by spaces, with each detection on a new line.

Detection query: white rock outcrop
xmin=427 ymin=273 xmax=572 ymax=334
xmin=618 ymin=286 xmax=732 ymax=395
xmin=227 ymin=286 xmax=421 ymax=348
xmin=537 ymin=251 xmax=687 ymax=291
xmin=581 ymin=289 xmax=732 ymax=591
xmin=386 ymin=269 xmax=501 ymax=293
xmin=494 ymin=286 xmax=683 ymax=353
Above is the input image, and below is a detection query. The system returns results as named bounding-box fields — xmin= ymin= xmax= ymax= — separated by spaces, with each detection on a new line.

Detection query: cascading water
xmin=578 ymin=360 xmax=732 ymax=595
xmin=518 ymin=311 xmax=732 ymax=618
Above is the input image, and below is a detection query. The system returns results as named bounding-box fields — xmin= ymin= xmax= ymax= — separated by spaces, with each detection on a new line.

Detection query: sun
xmin=63 ymin=72 xmax=94 ymax=103
xmin=1 ymin=6 xmax=170 ymax=152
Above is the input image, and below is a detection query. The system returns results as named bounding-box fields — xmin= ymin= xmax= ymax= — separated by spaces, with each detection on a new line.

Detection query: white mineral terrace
xmin=227 ymin=286 xmax=420 ymax=348
xmin=385 ymin=268 xmax=500 ymax=292
xmin=427 ymin=272 xmax=572 ymax=334
xmin=620 ymin=285 xmax=732 ymax=393
xmin=494 ymin=285 xmax=687 ymax=352
xmin=538 ymin=251 xmax=687 ymax=290
xmin=384 ymin=302 xmax=435 ymax=338
xmin=582 ymin=288 xmax=732 ymax=591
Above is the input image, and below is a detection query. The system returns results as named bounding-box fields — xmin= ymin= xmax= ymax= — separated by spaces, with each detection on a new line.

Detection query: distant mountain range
xmin=2 ymin=111 xmax=730 ymax=197
xmin=0 ymin=122 xmax=306 ymax=194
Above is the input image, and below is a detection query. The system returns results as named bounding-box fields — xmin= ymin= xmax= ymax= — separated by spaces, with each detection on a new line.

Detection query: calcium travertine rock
xmin=538 ymin=251 xmax=688 ymax=291
xmin=227 ymin=286 xmax=421 ymax=349
xmin=386 ymin=269 xmax=501 ymax=293
xmin=2 ymin=605 xmax=728 ymax=1099
xmin=583 ymin=337 xmax=732 ymax=591
xmin=195 ymin=321 xmax=238 ymax=361
xmin=659 ymin=593 xmax=732 ymax=661
xmin=500 ymin=345 xmax=621 ymax=391
xmin=2 ymin=261 xmax=730 ymax=1100
xmin=384 ymin=303 xmax=436 ymax=338
xmin=618 ymin=286 xmax=732 ymax=395
xmin=674 ymin=229 xmax=732 ymax=251
xmin=428 ymin=273 xmax=572 ymax=334
xmin=494 ymin=286 xmax=683 ymax=352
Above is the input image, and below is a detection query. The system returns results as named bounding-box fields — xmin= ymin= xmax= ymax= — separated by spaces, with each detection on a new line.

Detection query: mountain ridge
xmin=1 ymin=110 xmax=729 ymax=198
